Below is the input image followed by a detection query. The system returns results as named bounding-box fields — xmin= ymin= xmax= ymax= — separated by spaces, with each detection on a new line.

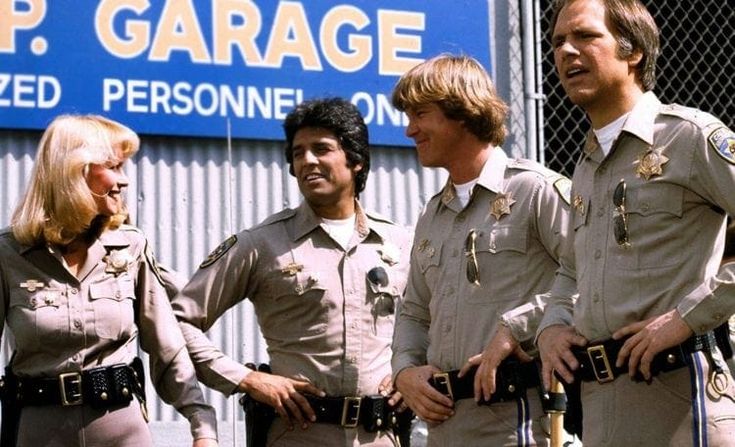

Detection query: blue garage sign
xmin=0 ymin=0 xmax=495 ymax=146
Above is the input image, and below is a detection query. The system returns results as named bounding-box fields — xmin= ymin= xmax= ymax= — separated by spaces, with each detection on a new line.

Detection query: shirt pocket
xmin=267 ymin=269 xmax=329 ymax=337
xmin=89 ymin=276 xmax=136 ymax=339
xmin=468 ymin=226 xmax=528 ymax=304
xmin=614 ymin=182 xmax=684 ymax=270
xmin=7 ymin=286 xmax=67 ymax=350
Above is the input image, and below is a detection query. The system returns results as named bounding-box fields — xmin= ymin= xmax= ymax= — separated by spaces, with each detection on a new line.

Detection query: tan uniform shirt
xmin=172 ymin=200 xmax=411 ymax=399
xmin=393 ymin=147 xmax=571 ymax=374
xmin=0 ymin=225 xmax=217 ymax=440
xmin=540 ymin=92 xmax=735 ymax=341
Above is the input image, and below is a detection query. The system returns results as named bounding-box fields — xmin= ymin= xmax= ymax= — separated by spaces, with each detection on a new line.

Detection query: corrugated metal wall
xmin=0 ymin=129 xmax=447 ymax=426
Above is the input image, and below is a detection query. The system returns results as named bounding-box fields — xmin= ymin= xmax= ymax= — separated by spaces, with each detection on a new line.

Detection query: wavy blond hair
xmin=391 ymin=53 xmax=508 ymax=146
xmin=12 ymin=114 xmax=139 ymax=246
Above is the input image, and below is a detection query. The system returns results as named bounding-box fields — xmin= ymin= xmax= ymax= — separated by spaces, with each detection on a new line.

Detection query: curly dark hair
xmin=283 ymin=98 xmax=370 ymax=195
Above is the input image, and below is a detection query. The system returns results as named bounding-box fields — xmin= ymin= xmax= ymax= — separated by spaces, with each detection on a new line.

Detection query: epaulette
xmin=506 ymin=158 xmax=558 ymax=179
xmin=364 ymin=210 xmax=396 ymax=225
xmin=507 ymin=159 xmax=572 ymax=205
xmin=252 ymin=207 xmax=297 ymax=230
xmin=661 ymin=104 xmax=735 ymax=165
xmin=118 ymin=223 xmax=144 ymax=234
xmin=659 ymin=104 xmax=722 ymax=132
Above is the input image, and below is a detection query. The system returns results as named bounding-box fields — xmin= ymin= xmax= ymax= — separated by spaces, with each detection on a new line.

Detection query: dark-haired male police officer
xmin=172 ymin=98 xmax=412 ymax=446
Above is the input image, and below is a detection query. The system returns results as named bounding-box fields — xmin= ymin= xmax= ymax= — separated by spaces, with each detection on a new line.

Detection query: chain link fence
xmin=541 ymin=0 xmax=735 ymax=177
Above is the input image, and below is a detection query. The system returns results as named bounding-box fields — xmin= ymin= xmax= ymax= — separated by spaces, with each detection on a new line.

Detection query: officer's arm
xmin=171 ymin=232 xmax=256 ymax=395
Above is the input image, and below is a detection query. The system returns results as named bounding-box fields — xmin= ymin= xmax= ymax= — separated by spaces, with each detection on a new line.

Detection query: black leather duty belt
xmin=305 ymin=394 xmax=413 ymax=432
xmin=572 ymin=324 xmax=733 ymax=384
xmin=429 ymin=360 xmax=541 ymax=404
xmin=15 ymin=358 xmax=145 ymax=409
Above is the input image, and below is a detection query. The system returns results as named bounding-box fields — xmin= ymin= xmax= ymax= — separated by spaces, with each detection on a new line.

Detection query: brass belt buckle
xmin=587 ymin=345 xmax=615 ymax=383
xmin=59 ymin=372 xmax=83 ymax=406
xmin=341 ymin=396 xmax=362 ymax=428
xmin=433 ymin=372 xmax=454 ymax=401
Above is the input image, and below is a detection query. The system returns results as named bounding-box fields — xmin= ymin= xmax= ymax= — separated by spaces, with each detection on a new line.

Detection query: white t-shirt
xmin=321 ymin=214 xmax=356 ymax=250
xmin=594 ymin=112 xmax=629 ymax=156
xmin=454 ymin=178 xmax=479 ymax=208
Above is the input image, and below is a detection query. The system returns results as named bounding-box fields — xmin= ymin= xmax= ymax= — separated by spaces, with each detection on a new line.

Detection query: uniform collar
xmin=291 ymin=199 xmax=383 ymax=242
xmin=619 ymin=91 xmax=659 ymax=146
xmin=583 ymin=91 xmax=660 ymax=157
xmin=438 ymin=147 xmax=508 ymax=208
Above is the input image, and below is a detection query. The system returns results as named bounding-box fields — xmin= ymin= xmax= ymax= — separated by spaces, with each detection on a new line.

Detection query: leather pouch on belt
xmin=86 ymin=363 xmax=134 ymax=409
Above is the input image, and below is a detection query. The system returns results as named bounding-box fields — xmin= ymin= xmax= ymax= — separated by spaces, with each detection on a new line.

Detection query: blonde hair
xmin=391 ymin=54 xmax=508 ymax=146
xmin=11 ymin=114 xmax=139 ymax=246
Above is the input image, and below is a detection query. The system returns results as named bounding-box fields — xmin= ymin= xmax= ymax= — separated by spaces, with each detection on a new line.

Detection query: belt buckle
xmin=432 ymin=372 xmax=454 ymax=400
xmin=341 ymin=396 xmax=362 ymax=428
xmin=587 ymin=345 xmax=615 ymax=383
xmin=59 ymin=372 xmax=83 ymax=406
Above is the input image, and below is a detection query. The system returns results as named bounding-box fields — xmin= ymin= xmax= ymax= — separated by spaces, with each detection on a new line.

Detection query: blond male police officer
xmin=172 ymin=98 xmax=412 ymax=446
xmin=390 ymin=54 xmax=573 ymax=446
xmin=538 ymin=0 xmax=735 ymax=445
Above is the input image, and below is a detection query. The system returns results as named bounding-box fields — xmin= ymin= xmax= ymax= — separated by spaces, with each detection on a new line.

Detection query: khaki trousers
xmin=581 ymin=351 xmax=735 ymax=446
xmin=427 ymin=392 xmax=551 ymax=447
xmin=17 ymin=400 xmax=152 ymax=447
xmin=267 ymin=418 xmax=396 ymax=446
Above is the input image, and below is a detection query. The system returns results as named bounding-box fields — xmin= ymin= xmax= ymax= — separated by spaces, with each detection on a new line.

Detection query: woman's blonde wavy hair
xmin=11 ymin=114 xmax=139 ymax=246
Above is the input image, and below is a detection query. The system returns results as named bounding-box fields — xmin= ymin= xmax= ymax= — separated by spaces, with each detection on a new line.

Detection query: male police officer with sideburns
xmin=390 ymin=54 xmax=574 ymax=446
xmin=172 ymin=98 xmax=413 ymax=446
xmin=537 ymin=0 xmax=735 ymax=445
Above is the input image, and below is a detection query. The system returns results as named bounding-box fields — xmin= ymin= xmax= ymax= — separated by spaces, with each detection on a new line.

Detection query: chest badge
xmin=490 ymin=193 xmax=515 ymax=220
xmin=635 ymin=148 xmax=669 ymax=180
xmin=104 ymin=248 xmax=134 ymax=276
xmin=281 ymin=262 xmax=303 ymax=276
xmin=20 ymin=279 xmax=45 ymax=292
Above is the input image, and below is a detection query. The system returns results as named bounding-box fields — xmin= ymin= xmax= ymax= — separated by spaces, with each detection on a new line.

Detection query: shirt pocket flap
xmin=269 ymin=269 xmax=327 ymax=299
xmin=417 ymin=242 xmax=442 ymax=273
xmin=629 ymin=183 xmax=683 ymax=217
xmin=89 ymin=277 xmax=135 ymax=301
xmin=479 ymin=226 xmax=528 ymax=254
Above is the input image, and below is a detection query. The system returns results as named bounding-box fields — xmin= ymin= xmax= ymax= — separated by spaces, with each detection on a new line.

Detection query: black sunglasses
xmin=613 ymin=179 xmax=631 ymax=248
xmin=367 ymin=267 xmax=394 ymax=315
xmin=464 ymin=229 xmax=480 ymax=285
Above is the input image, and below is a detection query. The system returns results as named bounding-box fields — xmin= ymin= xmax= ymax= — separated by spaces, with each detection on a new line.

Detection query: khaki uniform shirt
xmin=392 ymin=148 xmax=572 ymax=374
xmin=539 ymin=92 xmax=735 ymax=341
xmin=0 ymin=225 xmax=217 ymax=440
xmin=172 ymin=200 xmax=411 ymax=399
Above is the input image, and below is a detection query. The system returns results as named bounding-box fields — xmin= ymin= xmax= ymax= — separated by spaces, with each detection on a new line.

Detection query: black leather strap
xmin=572 ymin=327 xmax=732 ymax=383
xmin=305 ymin=394 xmax=412 ymax=433
xmin=16 ymin=359 xmax=144 ymax=408
xmin=429 ymin=360 xmax=541 ymax=404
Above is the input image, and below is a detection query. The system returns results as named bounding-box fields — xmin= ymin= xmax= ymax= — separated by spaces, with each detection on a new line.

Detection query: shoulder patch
xmin=708 ymin=126 xmax=735 ymax=164
xmin=200 ymin=235 xmax=237 ymax=268
xmin=553 ymin=177 xmax=572 ymax=205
